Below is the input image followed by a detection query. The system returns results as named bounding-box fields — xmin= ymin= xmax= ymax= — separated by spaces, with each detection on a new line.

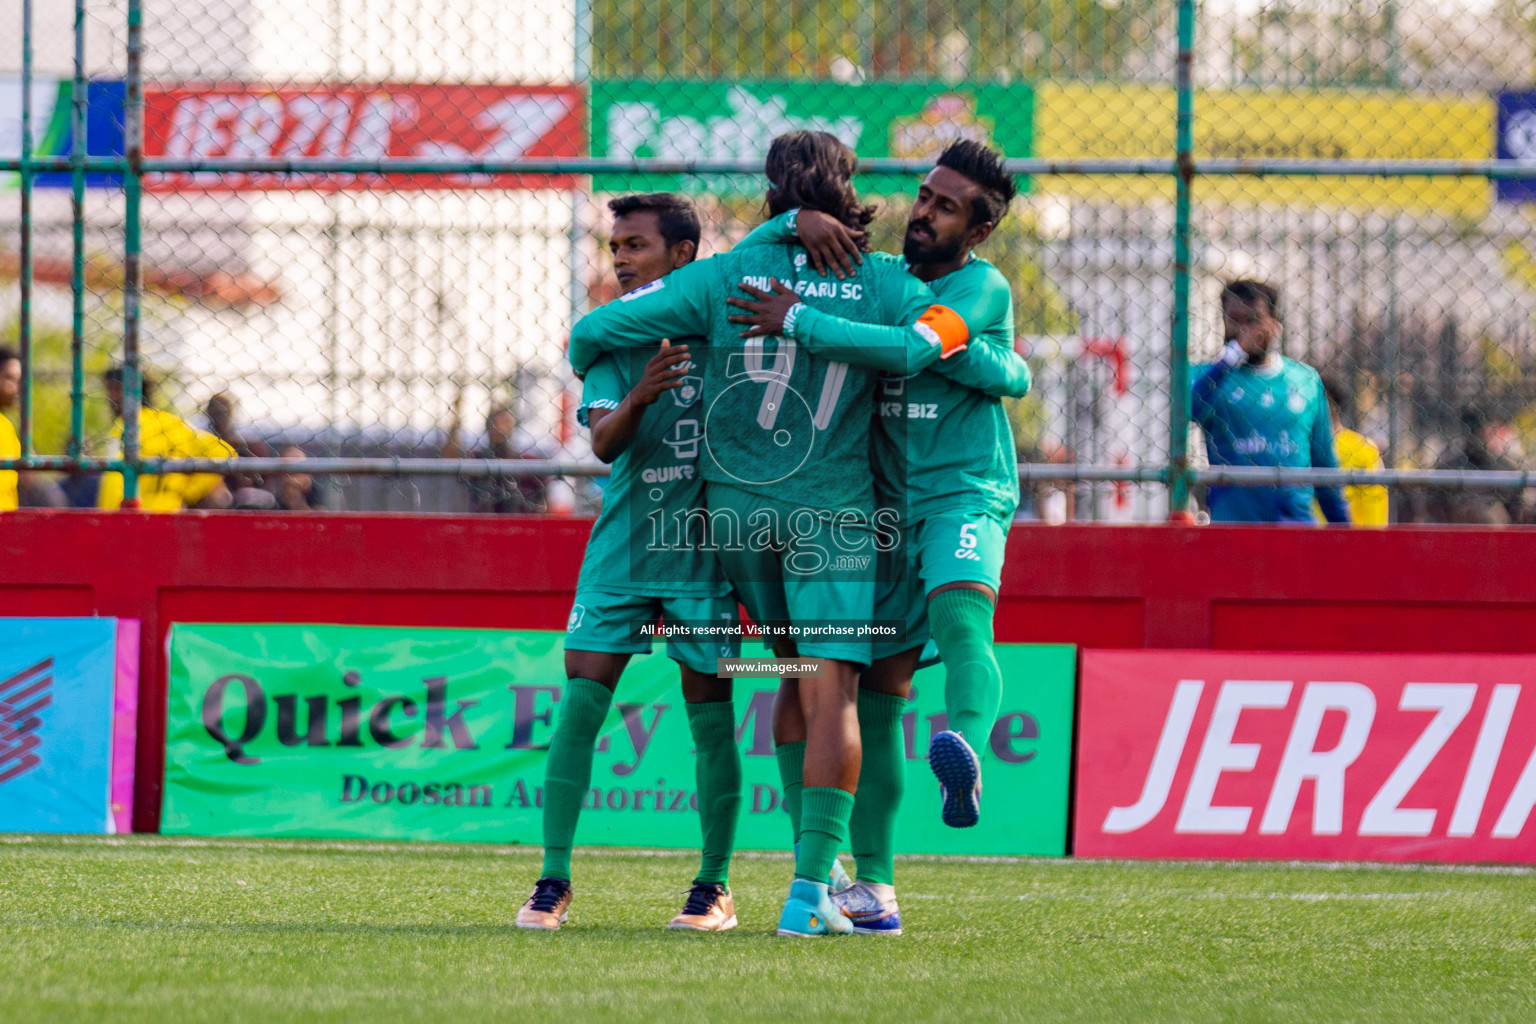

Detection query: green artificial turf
xmin=2 ymin=835 xmax=1532 ymax=1022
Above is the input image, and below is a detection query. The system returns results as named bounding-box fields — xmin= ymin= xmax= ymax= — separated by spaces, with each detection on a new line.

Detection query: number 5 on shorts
xmin=955 ymin=522 xmax=981 ymax=561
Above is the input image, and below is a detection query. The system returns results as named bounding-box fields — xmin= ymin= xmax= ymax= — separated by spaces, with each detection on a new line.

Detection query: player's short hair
xmin=607 ymin=193 xmax=701 ymax=252
xmin=765 ymin=131 xmax=876 ymax=247
xmin=104 ymin=364 xmax=158 ymax=406
xmin=935 ymin=140 xmax=1017 ymax=228
xmin=0 ymin=345 xmax=18 ymax=368
xmin=1221 ymin=279 xmax=1281 ymax=320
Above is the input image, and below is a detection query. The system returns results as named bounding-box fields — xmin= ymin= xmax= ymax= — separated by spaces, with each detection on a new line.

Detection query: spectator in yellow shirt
xmin=99 ymin=367 xmax=236 ymax=511
xmin=0 ymin=347 xmax=20 ymax=511
xmin=1322 ymin=375 xmax=1389 ymax=527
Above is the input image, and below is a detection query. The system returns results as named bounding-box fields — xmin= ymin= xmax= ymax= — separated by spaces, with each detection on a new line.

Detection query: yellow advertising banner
xmin=1035 ymin=82 xmax=1493 ymax=216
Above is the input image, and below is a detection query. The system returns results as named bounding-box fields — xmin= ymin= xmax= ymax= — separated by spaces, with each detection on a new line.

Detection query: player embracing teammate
xmin=517 ymin=194 xmax=745 ymax=933
xmin=730 ymin=140 xmax=1027 ymax=932
xmin=543 ymin=133 xmax=1027 ymax=937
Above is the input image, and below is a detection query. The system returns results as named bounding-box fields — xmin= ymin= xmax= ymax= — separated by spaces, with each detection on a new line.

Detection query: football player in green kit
xmin=516 ymin=193 xmax=744 ymax=934
xmin=565 ymin=133 xmax=1029 ymax=937
xmin=728 ymin=141 xmax=1026 ymax=935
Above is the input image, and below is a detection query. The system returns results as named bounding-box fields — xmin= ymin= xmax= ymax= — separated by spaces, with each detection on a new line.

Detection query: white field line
xmin=898 ymin=890 xmax=1462 ymax=901
xmin=2 ymin=834 xmax=1534 ymax=876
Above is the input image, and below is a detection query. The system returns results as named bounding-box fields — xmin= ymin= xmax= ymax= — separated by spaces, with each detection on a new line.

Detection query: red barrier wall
xmin=3 ymin=509 xmax=1535 ymax=831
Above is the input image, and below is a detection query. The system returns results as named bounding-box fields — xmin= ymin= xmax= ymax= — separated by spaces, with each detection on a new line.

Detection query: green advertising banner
xmin=163 ymin=624 xmax=1074 ymax=855
xmin=590 ymin=79 xmax=1034 ymax=196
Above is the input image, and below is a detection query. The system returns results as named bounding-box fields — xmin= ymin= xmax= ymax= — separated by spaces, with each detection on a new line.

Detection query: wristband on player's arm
xmin=782 ymin=301 xmax=808 ymax=339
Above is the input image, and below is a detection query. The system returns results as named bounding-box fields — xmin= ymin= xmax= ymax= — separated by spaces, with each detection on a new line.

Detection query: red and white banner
xmin=144 ymin=84 xmax=584 ymax=192
xmin=1076 ymin=650 xmax=1536 ymax=862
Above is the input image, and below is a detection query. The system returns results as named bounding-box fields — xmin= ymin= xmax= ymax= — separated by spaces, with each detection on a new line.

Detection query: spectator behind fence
xmin=99 ymin=367 xmax=238 ymax=512
xmin=205 ymin=391 xmax=277 ymax=509
xmin=1420 ymin=406 xmax=1533 ymax=525
xmin=1321 ymin=374 xmax=1388 ymax=527
xmin=1191 ymin=280 xmax=1350 ymax=525
xmin=441 ymin=404 xmax=548 ymax=513
xmin=271 ymin=446 xmax=321 ymax=511
xmin=0 ymin=347 xmax=68 ymax=509
xmin=0 ymin=346 xmax=20 ymax=511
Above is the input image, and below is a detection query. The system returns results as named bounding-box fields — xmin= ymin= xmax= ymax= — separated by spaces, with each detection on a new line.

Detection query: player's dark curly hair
xmin=764 ymin=131 xmax=876 ymax=249
xmin=1221 ymin=279 xmax=1282 ymax=320
xmin=936 ymin=140 xmax=1017 ymax=228
xmin=607 ymin=192 xmax=701 ymax=251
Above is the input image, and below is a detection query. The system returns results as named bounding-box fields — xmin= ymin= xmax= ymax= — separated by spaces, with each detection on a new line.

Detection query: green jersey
xmin=865 ymin=257 xmax=1022 ymax=523
xmin=576 ymin=347 xmax=727 ymax=596
xmin=569 ymin=243 xmax=932 ymax=514
xmin=736 ymin=214 xmax=1026 ymax=523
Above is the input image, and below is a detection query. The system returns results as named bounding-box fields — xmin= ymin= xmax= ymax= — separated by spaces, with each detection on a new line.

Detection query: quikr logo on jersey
xmin=642 ymin=465 xmax=695 ymax=484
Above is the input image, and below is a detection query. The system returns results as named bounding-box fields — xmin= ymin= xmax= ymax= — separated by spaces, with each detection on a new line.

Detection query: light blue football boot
xmin=776 ymin=879 xmax=855 ymax=938
xmin=829 ymin=855 xmax=854 ymax=894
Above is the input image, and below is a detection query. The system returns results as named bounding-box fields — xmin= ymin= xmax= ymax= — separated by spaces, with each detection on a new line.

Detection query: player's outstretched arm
xmin=931 ymin=337 xmax=1032 ymax=399
xmin=568 ymin=259 xmax=716 ymax=376
xmin=726 ymin=279 xmax=964 ymax=375
xmin=919 ymin=266 xmax=1029 ymax=398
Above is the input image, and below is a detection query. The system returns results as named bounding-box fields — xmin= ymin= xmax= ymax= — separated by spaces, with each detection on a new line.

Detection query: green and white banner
xmin=163 ymin=624 xmax=1074 ymax=855
xmin=590 ymin=79 xmax=1034 ymax=195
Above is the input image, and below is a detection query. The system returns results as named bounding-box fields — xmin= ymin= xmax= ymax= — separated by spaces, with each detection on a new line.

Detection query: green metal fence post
xmin=18 ymin=0 xmax=35 ymax=461
xmin=1167 ymin=0 xmax=1196 ymax=522
xmin=121 ymin=0 xmax=144 ymax=505
xmin=567 ymin=0 xmax=592 ymax=438
xmin=70 ymin=0 xmax=87 ymax=462
xmin=569 ymin=0 xmax=592 ymax=330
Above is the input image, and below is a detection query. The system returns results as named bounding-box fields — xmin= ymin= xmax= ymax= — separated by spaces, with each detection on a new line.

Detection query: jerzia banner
xmin=1076 ymin=650 xmax=1536 ymax=862
xmin=163 ymin=624 xmax=1075 ymax=854
xmin=0 ymin=618 xmax=139 ymax=834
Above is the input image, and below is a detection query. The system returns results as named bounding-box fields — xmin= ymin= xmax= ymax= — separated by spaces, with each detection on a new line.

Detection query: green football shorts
xmin=565 ymin=588 xmax=740 ymax=675
xmin=871 ymin=511 xmax=1009 ymax=662
xmin=703 ymin=482 xmax=878 ymax=667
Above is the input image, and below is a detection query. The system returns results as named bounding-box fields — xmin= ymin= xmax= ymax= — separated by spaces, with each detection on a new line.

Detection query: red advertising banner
xmin=144 ymin=84 xmax=584 ymax=192
xmin=1076 ymin=650 xmax=1536 ymax=862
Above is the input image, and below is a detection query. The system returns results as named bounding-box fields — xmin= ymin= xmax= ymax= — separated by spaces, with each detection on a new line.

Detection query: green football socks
xmin=687 ymin=700 xmax=742 ymax=887
xmin=930 ymin=587 xmax=1002 ymax=752
xmin=539 ymin=677 xmax=613 ymax=881
xmin=849 ymin=689 xmax=907 ymax=886
xmin=795 ymin=786 xmax=855 ymax=883
xmin=775 ymin=740 xmax=806 ymax=839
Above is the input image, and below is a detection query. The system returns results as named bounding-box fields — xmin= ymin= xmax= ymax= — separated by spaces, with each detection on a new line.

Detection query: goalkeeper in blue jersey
xmin=566 ymin=132 xmax=1030 ymax=938
xmin=517 ymin=193 xmax=746 ymax=934
xmin=1193 ymin=279 xmax=1349 ymax=524
xmin=728 ymin=141 xmax=1029 ymax=934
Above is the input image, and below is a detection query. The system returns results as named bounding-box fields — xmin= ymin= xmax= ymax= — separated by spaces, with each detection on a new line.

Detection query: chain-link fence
xmin=3 ymin=0 xmax=1535 ymax=520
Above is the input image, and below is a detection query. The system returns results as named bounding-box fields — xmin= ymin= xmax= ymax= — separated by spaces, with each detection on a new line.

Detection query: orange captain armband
xmin=912 ymin=304 xmax=969 ymax=357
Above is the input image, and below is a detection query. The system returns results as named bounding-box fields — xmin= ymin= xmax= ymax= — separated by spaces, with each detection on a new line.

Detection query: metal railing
xmin=5 ymin=0 xmax=1536 ymax=517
